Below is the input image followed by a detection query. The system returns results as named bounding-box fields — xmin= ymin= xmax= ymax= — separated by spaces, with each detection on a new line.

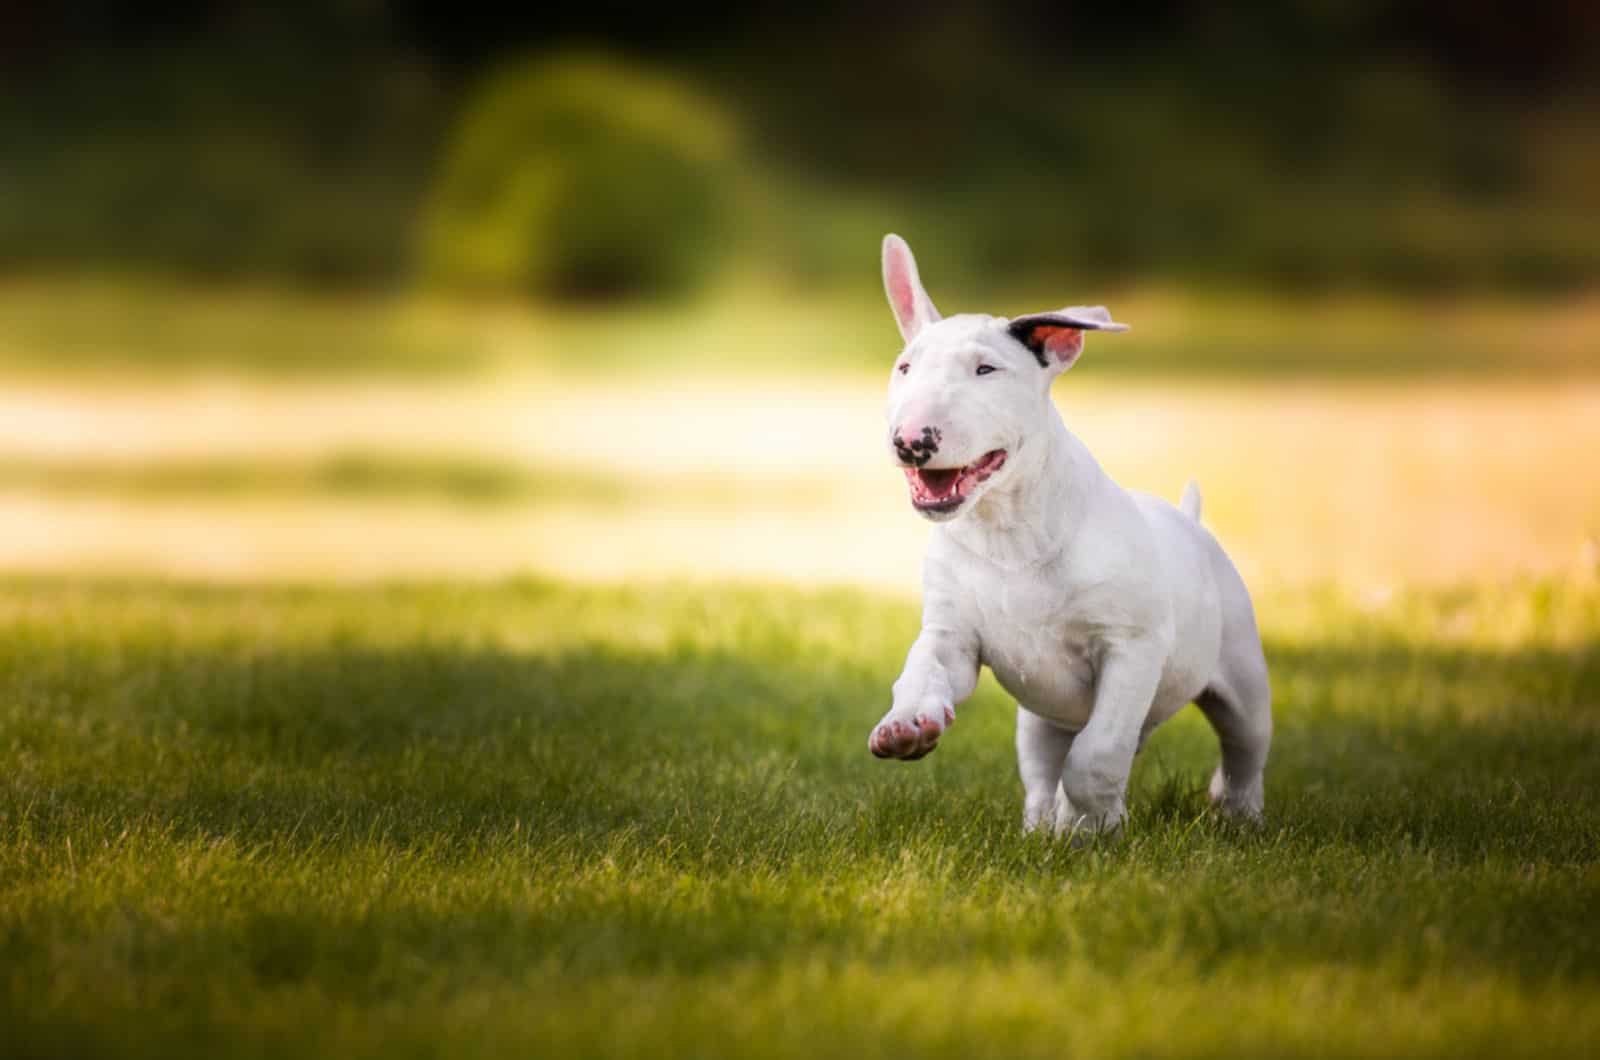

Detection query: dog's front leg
xmin=869 ymin=629 xmax=979 ymax=760
xmin=1059 ymin=637 xmax=1165 ymax=834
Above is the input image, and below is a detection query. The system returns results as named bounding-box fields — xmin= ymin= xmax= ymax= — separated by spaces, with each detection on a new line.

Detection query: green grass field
xmin=3 ymin=577 xmax=1597 ymax=1059
xmin=1 ymin=271 xmax=1596 ymax=1056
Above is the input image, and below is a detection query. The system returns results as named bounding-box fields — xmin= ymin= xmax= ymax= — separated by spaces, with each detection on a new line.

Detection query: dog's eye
xmin=975 ymin=364 xmax=997 ymax=376
xmin=896 ymin=363 xmax=910 ymax=375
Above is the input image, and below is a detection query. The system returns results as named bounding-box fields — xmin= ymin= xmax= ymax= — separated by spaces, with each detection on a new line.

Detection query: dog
xmin=867 ymin=234 xmax=1271 ymax=835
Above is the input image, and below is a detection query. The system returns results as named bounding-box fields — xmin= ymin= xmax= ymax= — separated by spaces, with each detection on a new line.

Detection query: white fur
xmin=868 ymin=235 xmax=1272 ymax=834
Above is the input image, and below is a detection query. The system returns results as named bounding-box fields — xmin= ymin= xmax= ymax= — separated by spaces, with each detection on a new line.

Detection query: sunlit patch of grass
xmin=1 ymin=577 xmax=1597 ymax=1058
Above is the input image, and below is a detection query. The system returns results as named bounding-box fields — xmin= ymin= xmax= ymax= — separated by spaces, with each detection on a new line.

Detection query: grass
xmin=1 ymin=273 xmax=1597 ymax=1055
xmin=0 ymin=453 xmax=587 ymax=505
xmin=0 ymin=279 xmax=473 ymax=377
xmin=1 ymin=274 xmax=1598 ymax=380
xmin=0 ymin=452 xmax=841 ymax=511
xmin=2 ymin=576 xmax=1597 ymax=1058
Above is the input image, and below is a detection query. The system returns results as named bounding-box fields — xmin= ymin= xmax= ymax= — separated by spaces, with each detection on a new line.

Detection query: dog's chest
xmin=964 ymin=565 xmax=1102 ymax=728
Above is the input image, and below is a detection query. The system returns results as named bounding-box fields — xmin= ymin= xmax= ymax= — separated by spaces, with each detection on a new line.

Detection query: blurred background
xmin=1 ymin=1 xmax=1597 ymax=591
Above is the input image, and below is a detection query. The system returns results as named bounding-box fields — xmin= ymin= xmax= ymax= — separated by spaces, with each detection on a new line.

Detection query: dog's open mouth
xmin=904 ymin=449 xmax=1007 ymax=512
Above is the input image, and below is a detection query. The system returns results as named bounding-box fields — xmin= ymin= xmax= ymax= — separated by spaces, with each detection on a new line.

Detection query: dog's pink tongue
xmin=919 ymin=468 xmax=960 ymax=495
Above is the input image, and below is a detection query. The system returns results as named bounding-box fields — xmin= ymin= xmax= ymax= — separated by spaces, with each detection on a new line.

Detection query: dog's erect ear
xmin=882 ymin=234 xmax=942 ymax=343
xmin=1007 ymin=306 xmax=1129 ymax=372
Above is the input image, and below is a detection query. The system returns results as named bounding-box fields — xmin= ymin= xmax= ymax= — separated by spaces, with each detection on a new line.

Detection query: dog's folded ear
xmin=1007 ymin=307 xmax=1129 ymax=372
xmin=882 ymin=234 xmax=942 ymax=343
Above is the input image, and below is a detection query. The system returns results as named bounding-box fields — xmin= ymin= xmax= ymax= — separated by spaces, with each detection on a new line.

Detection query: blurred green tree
xmin=418 ymin=54 xmax=735 ymax=298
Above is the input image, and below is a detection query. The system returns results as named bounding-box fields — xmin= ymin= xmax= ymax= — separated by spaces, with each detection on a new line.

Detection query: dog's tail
xmin=1179 ymin=480 xmax=1203 ymax=521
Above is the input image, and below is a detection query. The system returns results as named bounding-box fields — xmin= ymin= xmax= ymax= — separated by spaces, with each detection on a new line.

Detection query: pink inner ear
xmin=1032 ymin=325 xmax=1084 ymax=361
xmin=887 ymin=261 xmax=919 ymax=328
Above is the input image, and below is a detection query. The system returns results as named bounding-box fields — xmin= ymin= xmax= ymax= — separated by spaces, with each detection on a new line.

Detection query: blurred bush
xmin=418 ymin=55 xmax=735 ymax=298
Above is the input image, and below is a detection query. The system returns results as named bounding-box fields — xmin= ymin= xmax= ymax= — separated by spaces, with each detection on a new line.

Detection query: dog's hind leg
xmin=1196 ymin=682 xmax=1269 ymax=820
xmin=1196 ymin=560 xmax=1272 ymax=820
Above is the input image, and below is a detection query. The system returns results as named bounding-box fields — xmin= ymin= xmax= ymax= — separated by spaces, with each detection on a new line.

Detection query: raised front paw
xmin=868 ymin=706 xmax=953 ymax=760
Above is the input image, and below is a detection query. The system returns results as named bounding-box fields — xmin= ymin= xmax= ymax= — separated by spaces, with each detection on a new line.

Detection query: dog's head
xmin=881 ymin=233 xmax=1128 ymax=522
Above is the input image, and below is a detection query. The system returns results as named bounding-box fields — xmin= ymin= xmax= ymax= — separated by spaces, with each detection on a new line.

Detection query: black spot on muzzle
xmin=894 ymin=426 xmax=941 ymax=467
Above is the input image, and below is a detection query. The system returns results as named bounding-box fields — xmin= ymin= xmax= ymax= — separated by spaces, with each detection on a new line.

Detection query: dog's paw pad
xmin=868 ymin=713 xmax=944 ymax=760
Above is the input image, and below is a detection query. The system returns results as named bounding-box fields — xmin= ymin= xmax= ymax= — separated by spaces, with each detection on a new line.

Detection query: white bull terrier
xmin=867 ymin=234 xmax=1272 ymax=835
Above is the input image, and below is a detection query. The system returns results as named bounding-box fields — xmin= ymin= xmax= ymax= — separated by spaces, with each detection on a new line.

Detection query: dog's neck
xmin=942 ymin=409 xmax=1105 ymax=570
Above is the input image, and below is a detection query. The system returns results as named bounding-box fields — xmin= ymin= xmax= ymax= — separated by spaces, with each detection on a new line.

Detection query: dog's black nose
xmin=893 ymin=426 xmax=941 ymax=467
